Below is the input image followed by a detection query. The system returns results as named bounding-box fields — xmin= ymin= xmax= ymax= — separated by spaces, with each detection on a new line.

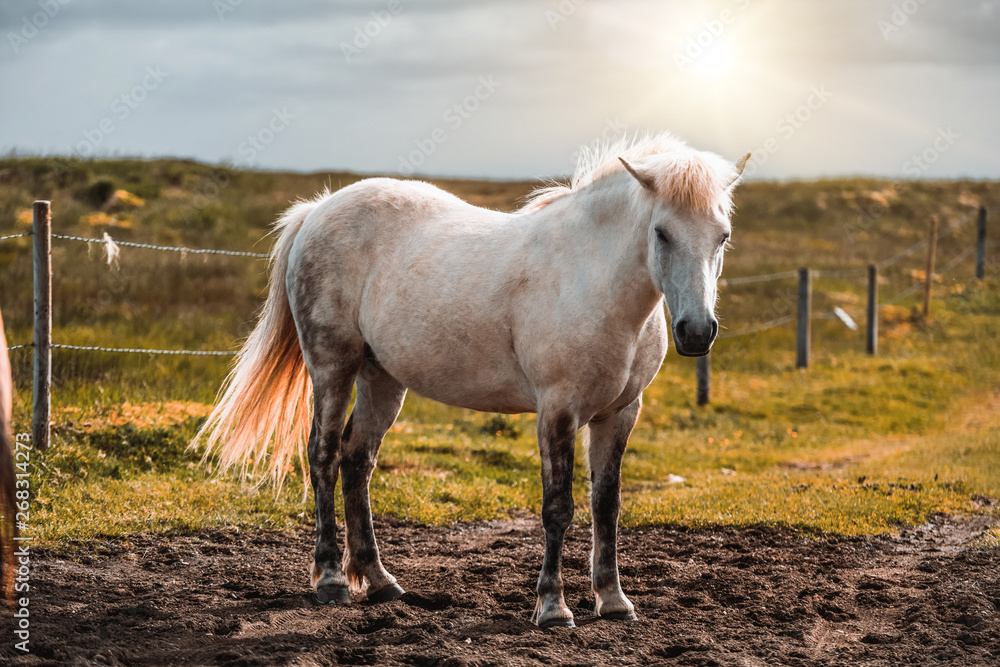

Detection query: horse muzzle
xmin=673 ymin=318 xmax=718 ymax=357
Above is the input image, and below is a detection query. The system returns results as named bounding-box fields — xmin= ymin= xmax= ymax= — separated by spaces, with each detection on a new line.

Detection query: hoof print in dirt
xmin=314 ymin=585 xmax=351 ymax=605
xmin=401 ymin=591 xmax=457 ymax=611
xmin=10 ymin=518 xmax=1000 ymax=666
xmin=598 ymin=610 xmax=639 ymax=622
xmin=367 ymin=583 xmax=406 ymax=603
xmin=861 ymin=632 xmax=901 ymax=645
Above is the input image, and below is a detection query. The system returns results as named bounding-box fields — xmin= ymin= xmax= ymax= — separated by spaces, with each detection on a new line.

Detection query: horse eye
xmin=720 ymin=235 xmax=730 ymax=248
xmin=655 ymin=229 xmax=669 ymax=245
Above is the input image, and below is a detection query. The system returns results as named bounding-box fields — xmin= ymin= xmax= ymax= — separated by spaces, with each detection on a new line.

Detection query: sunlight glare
xmin=689 ymin=39 xmax=737 ymax=80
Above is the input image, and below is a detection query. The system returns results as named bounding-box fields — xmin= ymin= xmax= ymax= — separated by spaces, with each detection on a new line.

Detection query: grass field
xmin=1 ymin=156 xmax=998 ymax=543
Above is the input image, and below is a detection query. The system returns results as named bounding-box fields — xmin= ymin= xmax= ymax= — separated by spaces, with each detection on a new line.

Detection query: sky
xmin=1 ymin=0 xmax=998 ymax=180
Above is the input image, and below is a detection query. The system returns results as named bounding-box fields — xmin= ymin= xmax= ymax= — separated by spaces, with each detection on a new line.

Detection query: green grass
xmin=17 ymin=280 xmax=1000 ymax=542
xmin=2 ymin=157 xmax=999 ymax=543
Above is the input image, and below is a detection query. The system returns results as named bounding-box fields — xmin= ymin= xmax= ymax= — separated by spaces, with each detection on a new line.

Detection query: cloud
xmin=1 ymin=0 xmax=998 ymax=179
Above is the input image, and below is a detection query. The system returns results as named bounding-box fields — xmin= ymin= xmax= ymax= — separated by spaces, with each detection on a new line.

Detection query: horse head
xmin=620 ymin=148 xmax=750 ymax=356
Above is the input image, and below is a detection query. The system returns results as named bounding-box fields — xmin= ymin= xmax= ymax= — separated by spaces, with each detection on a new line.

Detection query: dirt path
xmin=2 ymin=515 xmax=997 ymax=666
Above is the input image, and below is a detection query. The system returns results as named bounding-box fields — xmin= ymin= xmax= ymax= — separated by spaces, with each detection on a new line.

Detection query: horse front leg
xmin=587 ymin=396 xmax=641 ymax=620
xmin=531 ymin=410 xmax=579 ymax=628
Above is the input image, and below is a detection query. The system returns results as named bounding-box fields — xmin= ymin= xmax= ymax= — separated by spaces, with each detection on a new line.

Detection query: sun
xmin=686 ymin=38 xmax=739 ymax=82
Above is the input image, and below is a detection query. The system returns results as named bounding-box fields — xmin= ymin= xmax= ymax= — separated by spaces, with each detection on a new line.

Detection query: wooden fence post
xmin=977 ymin=207 xmax=987 ymax=280
xmin=696 ymin=353 xmax=710 ymax=406
xmin=796 ymin=268 xmax=810 ymax=369
xmin=866 ymin=264 xmax=878 ymax=355
xmin=33 ymin=201 xmax=52 ymax=451
xmin=923 ymin=216 xmax=939 ymax=318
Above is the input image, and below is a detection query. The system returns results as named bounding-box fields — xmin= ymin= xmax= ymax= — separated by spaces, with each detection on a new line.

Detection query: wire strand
xmin=5 ymin=342 xmax=235 ymax=356
xmin=51 ymin=233 xmax=270 ymax=258
xmin=882 ymin=245 xmax=976 ymax=306
xmin=717 ymin=314 xmax=795 ymax=339
xmin=720 ymin=270 xmax=798 ymax=286
xmin=814 ymin=268 xmax=868 ymax=278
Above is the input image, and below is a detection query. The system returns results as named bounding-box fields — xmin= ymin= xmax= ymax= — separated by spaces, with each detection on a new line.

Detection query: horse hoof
xmin=599 ymin=610 xmax=638 ymax=622
xmin=315 ymin=584 xmax=351 ymax=605
xmin=538 ymin=616 xmax=576 ymax=629
xmin=367 ymin=583 xmax=405 ymax=603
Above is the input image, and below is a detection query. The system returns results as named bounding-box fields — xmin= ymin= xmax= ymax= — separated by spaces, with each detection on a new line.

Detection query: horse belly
xmin=364 ymin=311 xmax=537 ymax=414
xmin=382 ymin=346 xmax=536 ymax=413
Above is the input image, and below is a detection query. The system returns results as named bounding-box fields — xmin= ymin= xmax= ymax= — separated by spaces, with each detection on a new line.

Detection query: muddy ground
xmin=2 ymin=515 xmax=998 ymax=667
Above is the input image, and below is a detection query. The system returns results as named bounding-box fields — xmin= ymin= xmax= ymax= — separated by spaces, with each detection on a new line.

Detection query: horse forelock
xmin=646 ymin=151 xmax=738 ymax=218
xmin=520 ymin=132 xmax=737 ymax=217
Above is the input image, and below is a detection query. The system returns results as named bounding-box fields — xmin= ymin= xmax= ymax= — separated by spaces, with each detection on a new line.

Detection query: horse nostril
xmin=710 ymin=320 xmax=718 ymax=340
xmin=675 ymin=320 xmax=688 ymax=344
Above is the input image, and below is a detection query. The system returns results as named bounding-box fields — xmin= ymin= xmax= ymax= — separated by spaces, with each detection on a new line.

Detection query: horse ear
xmin=729 ymin=152 xmax=751 ymax=187
xmin=619 ymin=157 xmax=656 ymax=191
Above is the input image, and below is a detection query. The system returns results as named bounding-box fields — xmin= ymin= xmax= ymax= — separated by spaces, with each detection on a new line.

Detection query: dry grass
xmin=1 ymin=157 xmax=998 ymax=542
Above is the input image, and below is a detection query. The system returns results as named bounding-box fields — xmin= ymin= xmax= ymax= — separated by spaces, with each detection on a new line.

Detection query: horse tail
xmin=194 ymin=194 xmax=326 ymax=489
xmin=0 ymin=308 xmax=17 ymax=605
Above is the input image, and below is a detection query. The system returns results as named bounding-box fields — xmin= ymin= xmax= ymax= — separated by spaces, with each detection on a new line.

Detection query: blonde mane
xmin=521 ymin=132 xmax=738 ymax=216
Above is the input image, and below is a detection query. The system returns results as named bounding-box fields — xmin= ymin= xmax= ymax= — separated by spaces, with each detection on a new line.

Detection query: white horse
xmin=0 ymin=308 xmax=17 ymax=603
xmin=196 ymin=133 xmax=749 ymax=628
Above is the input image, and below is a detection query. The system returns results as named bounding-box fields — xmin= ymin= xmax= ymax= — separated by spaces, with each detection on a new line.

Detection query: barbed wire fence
xmin=50 ymin=233 xmax=270 ymax=259
xmin=2 ymin=201 xmax=271 ymax=449
xmin=0 ymin=200 xmax=992 ymax=444
xmin=699 ymin=205 xmax=989 ymax=405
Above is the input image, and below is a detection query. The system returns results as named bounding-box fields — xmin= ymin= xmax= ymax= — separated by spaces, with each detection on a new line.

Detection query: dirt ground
xmin=2 ymin=515 xmax=998 ymax=667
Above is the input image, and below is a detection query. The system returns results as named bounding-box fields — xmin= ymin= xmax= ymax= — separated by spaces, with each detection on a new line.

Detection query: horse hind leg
xmin=307 ymin=345 xmax=363 ymax=605
xmin=340 ymin=359 xmax=407 ymax=602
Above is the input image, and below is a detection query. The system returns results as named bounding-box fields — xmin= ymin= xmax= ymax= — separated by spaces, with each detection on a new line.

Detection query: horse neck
xmin=530 ymin=176 xmax=662 ymax=325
